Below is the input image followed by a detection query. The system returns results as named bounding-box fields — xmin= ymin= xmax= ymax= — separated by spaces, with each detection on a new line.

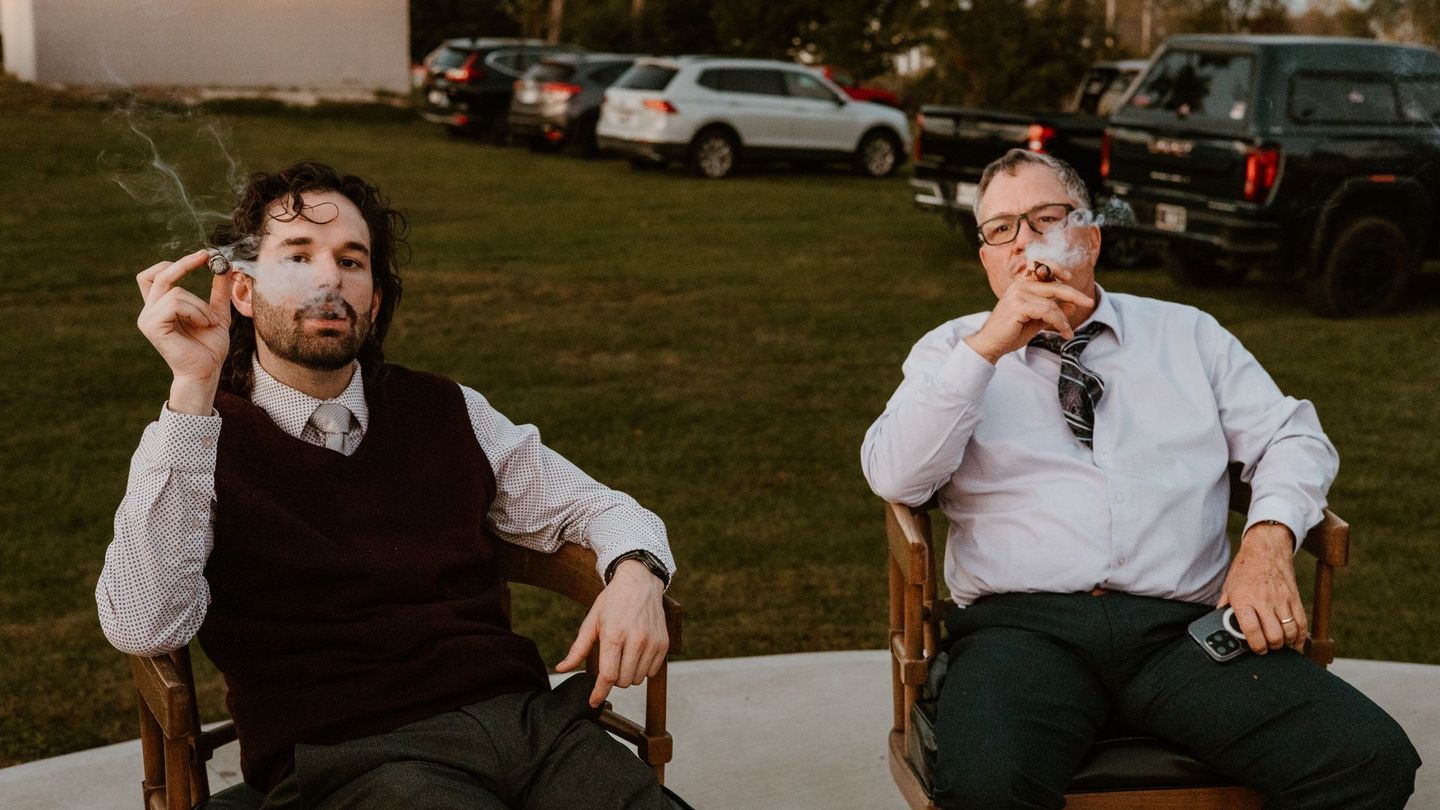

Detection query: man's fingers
xmin=136 ymin=261 xmax=172 ymax=299
xmin=1233 ymin=605 xmax=1269 ymax=654
xmin=144 ymin=250 xmax=209 ymax=306
xmin=615 ymin=638 xmax=643 ymax=690
xmin=1016 ymin=279 xmax=1095 ymax=308
xmin=589 ymin=635 xmax=624 ymax=708
xmin=1021 ymin=298 xmax=1073 ymax=338
xmin=555 ymin=610 xmax=598 ymax=673
xmin=208 ymin=270 xmax=235 ymax=324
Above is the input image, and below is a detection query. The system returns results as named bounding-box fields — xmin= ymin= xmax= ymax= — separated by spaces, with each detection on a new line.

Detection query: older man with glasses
xmin=861 ymin=148 xmax=1418 ymax=809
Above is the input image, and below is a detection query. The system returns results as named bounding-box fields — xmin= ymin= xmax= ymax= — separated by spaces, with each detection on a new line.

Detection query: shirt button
xmin=1114 ymin=493 xmax=1127 ymax=503
xmin=1118 ymin=556 xmax=1128 ymax=564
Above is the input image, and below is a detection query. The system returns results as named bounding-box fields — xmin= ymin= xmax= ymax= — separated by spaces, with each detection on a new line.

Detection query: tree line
xmin=410 ymin=0 xmax=1439 ymax=111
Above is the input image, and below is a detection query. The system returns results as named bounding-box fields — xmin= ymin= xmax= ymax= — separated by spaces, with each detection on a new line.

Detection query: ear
xmin=231 ymin=271 xmax=255 ymax=318
xmin=1085 ymin=224 xmax=1103 ymax=266
xmin=369 ymin=288 xmax=382 ymax=321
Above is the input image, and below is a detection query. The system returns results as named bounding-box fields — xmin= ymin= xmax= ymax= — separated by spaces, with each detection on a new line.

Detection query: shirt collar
xmin=1020 ymin=282 xmax=1124 ymax=362
xmin=250 ymin=357 xmax=370 ymax=439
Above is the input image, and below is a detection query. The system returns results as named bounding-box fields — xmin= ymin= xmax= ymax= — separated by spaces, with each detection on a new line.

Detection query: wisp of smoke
xmin=1023 ymin=198 xmax=1136 ymax=274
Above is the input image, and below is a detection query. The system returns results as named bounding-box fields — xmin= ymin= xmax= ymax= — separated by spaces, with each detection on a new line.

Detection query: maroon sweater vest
xmin=203 ymin=365 xmax=550 ymax=790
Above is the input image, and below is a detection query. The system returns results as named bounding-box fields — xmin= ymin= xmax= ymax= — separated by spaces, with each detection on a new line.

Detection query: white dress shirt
xmin=861 ymin=286 xmax=1338 ymax=607
xmin=98 ymin=359 xmax=675 ymax=656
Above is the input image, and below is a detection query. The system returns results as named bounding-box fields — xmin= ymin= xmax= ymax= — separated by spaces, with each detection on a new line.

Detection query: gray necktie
xmin=309 ymin=403 xmax=352 ymax=453
xmin=1027 ymin=322 xmax=1106 ymax=447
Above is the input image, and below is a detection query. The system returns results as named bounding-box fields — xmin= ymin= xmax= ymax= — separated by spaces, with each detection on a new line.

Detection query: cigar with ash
xmin=1030 ymin=262 xmax=1055 ymax=283
xmin=205 ymin=248 xmax=231 ymax=275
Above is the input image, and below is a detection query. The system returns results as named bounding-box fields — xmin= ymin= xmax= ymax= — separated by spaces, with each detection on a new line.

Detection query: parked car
xmin=909 ymin=60 xmax=1152 ymax=265
xmin=596 ymin=57 xmax=911 ymax=179
xmin=507 ymin=53 xmax=639 ymax=154
xmin=821 ymin=66 xmax=903 ymax=108
xmin=1103 ymin=35 xmax=1440 ymax=316
xmin=420 ymin=38 xmax=580 ymax=140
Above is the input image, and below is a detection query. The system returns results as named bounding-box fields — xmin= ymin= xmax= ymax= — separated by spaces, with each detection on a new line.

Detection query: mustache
xmin=293 ymin=293 xmax=357 ymax=323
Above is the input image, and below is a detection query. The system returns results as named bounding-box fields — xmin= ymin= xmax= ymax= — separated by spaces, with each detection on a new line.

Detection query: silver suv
xmin=597 ymin=57 xmax=911 ymax=179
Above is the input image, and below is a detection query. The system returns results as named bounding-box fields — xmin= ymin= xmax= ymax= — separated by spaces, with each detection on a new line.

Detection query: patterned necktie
xmin=309 ymin=402 xmax=353 ymax=453
xmin=1028 ymin=322 xmax=1106 ymax=448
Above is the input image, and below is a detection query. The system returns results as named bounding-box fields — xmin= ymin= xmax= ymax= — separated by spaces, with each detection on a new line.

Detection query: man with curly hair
xmin=99 ymin=160 xmax=679 ymax=809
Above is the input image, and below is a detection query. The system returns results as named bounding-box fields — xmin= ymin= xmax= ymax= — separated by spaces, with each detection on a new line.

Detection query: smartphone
xmin=1187 ymin=606 xmax=1248 ymax=663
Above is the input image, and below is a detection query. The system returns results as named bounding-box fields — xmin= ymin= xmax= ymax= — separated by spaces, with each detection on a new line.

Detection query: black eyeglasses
xmin=977 ymin=203 xmax=1076 ymax=246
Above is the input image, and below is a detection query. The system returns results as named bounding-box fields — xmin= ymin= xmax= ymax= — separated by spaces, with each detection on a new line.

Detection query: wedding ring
xmin=1280 ymin=617 xmax=1295 ymax=624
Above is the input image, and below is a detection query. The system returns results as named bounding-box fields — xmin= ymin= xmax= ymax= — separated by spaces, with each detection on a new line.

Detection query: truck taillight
xmin=1100 ymin=130 xmax=1111 ymax=179
xmin=1027 ymin=124 xmax=1056 ymax=153
xmin=1244 ymin=146 xmax=1280 ymax=201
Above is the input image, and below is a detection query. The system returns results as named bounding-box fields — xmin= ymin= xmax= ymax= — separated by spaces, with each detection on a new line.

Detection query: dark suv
xmin=420 ymin=38 xmax=580 ymax=140
xmin=507 ymin=54 xmax=638 ymax=154
xmin=1104 ymin=35 xmax=1440 ymax=316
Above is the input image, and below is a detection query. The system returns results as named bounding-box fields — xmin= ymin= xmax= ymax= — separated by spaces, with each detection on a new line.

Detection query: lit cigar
xmin=205 ymin=248 xmax=231 ymax=275
xmin=1030 ymin=262 xmax=1055 ymax=283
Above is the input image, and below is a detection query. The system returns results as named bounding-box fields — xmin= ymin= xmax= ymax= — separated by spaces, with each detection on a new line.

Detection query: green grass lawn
xmin=2 ymin=82 xmax=1438 ymax=766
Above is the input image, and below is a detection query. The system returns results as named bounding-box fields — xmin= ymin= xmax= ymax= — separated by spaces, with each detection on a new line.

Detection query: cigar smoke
xmin=1023 ymin=198 xmax=1134 ymax=279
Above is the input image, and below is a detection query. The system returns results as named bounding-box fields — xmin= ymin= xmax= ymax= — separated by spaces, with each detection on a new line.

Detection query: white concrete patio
xmin=2 ymin=651 xmax=1435 ymax=809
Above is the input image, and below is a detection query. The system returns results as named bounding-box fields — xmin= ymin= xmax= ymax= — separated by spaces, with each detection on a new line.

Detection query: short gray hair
xmin=975 ymin=149 xmax=1091 ymax=220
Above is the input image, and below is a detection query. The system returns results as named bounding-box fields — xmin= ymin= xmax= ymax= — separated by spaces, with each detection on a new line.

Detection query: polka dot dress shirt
xmin=97 ymin=359 xmax=675 ymax=656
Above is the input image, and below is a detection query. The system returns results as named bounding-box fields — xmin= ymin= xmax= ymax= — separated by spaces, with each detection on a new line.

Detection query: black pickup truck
xmin=910 ymin=60 xmax=1151 ymax=264
xmin=1103 ymin=35 xmax=1440 ymax=316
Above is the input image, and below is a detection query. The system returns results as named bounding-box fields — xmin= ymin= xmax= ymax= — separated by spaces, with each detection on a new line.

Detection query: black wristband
xmin=604 ymin=550 xmax=670 ymax=587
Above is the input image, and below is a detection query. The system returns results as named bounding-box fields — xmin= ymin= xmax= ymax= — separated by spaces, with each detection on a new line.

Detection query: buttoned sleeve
xmin=1199 ymin=314 xmax=1339 ymax=551
xmin=461 ymin=385 xmax=675 ymax=584
xmin=861 ymin=321 xmax=997 ymax=506
xmin=96 ymin=405 xmax=219 ymax=656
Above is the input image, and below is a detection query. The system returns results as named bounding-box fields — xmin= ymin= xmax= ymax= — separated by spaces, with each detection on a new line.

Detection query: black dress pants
xmin=932 ymin=592 xmax=1420 ymax=810
xmin=257 ymin=674 xmax=671 ymax=810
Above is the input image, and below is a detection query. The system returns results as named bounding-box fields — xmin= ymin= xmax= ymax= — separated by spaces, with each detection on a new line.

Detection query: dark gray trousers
xmin=257 ymin=674 xmax=670 ymax=810
xmin=932 ymin=592 xmax=1420 ymax=810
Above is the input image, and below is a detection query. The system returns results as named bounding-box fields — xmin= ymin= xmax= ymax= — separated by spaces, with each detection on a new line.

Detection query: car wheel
xmin=854 ymin=131 xmax=899 ymax=178
xmin=689 ymin=130 xmax=737 ymax=179
xmin=1163 ymin=244 xmax=1246 ymax=287
xmin=1305 ymin=215 xmax=1416 ymax=318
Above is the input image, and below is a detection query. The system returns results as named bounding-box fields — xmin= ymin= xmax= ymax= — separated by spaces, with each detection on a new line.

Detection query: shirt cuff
xmin=1245 ymin=496 xmax=1307 ymax=553
xmin=930 ymin=338 xmax=998 ymax=400
xmin=586 ymin=510 xmax=676 ymax=589
xmin=156 ymin=403 xmax=222 ymax=472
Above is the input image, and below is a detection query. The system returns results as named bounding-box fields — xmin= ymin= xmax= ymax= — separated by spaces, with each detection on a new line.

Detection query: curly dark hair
xmin=210 ymin=160 xmax=408 ymax=396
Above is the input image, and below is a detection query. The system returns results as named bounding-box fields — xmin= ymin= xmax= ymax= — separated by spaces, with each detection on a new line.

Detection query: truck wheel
xmin=854 ymin=131 xmax=900 ymax=178
xmin=689 ymin=129 xmax=737 ymax=179
xmin=1163 ymin=244 xmax=1246 ymax=287
xmin=1305 ymin=215 xmax=1417 ymax=318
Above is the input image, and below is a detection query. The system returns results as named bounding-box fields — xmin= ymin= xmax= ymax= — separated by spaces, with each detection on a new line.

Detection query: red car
xmin=821 ymin=66 xmax=903 ymax=108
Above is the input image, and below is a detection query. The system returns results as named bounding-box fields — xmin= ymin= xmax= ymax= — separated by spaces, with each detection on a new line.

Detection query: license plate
xmin=1155 ymin=203 xmax=1187 ymax=232
xmin=427 ymin=90 xmax=448 ymax=108
xmin=956 ymin=182 xmax=979 ymax=210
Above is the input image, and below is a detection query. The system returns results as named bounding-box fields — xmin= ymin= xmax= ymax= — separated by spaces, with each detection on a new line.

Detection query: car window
xmin=616 ymin=64 xmax=679 ymax=91
xmin=487 ymin=50 xmax=526 ymax=77
xmin=432 ymin=47 xmax=472 ymax=70
xmin=1290 ymin=74 xmax=1398 ymax=124
xmin=723 ymin=69 xmax=787 ymax=97
xmin=1398 ymin=76 xmax=1440 ymax=123
xmin=528 ymin=62 xmax=576 ymax=83
xmin=785 ymin=72 xmax=840 ymax=102
xmin=1094 ymin=70 xmax=1139 ymax=116
xmin=590 ymin=62 xmax=633 ymax=86
xmin=1127 ymin=50 xmax=1254 ymax=125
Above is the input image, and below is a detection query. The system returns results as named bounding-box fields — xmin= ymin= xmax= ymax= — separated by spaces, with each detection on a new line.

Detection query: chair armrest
xmin=886 ymin=501 xmax=934 ymax=587
xmin=129 ymin=653 xmax=200 ymax=740
xmin=1299 ymin=509 xmax=1349 ymax=567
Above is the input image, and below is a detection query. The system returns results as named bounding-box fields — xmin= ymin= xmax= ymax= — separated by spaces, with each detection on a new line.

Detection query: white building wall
xmin=2 ymin=0 xmax=39 ymax=82
xmin=23 ymin=0 xmax=408 ymax=95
